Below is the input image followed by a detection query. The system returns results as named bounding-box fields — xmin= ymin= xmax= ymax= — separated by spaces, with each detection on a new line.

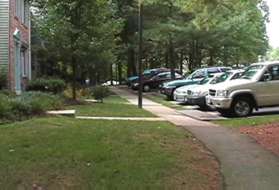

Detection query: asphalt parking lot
xmin=128 ymin=89 xmax=279 ymax=121
xmin=171 ymin=101 xmax=279 ymax=121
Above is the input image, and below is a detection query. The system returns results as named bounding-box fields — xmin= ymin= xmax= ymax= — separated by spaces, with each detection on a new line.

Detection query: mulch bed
xmin=240 ymin=123 xmax=279 ymax=157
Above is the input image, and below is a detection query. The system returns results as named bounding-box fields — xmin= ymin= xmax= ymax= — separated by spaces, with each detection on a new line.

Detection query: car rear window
xmin=207 ymin=68 xmax=220 ymax=73
xmin=241 ymin=65 xmax=264 ymax=80
xmin=210 ymin=73 xmax=231 ymax=84
xmin=220 ymin=67 xmax=232 ymax=72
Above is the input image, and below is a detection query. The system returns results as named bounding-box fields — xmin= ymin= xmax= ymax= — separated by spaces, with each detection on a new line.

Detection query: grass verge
xmin=0 ymin=117 xmax=220 ymax=190
xmin=214 ymin=115 xmax=279 ymax=128
xmin=68 ymin=95 xmax=155 ymax=117
xmin=144 ymin=93 xmax=187 ymax=110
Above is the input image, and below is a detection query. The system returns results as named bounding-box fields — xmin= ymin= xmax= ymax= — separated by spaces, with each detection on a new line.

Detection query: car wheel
xmin=199 ymin=105 xmax=210 ymax=111
xmin=216 ymin=109 xmax=232 ymax=117
xmin=143 ymin=85 xmax=151 ymax=92
xmin=166 ymin=95 xmax=173 ymax=101
xmin=232 ymin=97 xmax=253 ymax=117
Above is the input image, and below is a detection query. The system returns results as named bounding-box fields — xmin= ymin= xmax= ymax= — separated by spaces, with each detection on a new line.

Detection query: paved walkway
xmin=112 ymin=87 xmax=279 ymax=190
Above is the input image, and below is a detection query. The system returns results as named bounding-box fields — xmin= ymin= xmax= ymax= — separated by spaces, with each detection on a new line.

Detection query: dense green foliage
xmin=0 ymin=70 xmax=7 ymax=90
xmin=27 ymin=78 xmax=66 ymax=94
xmin=267 ymin=48 xmax=279 ymax=61
xmin=0 ymin=92 xmax=63 ymax=122
xmin=32 ymin=0 xmax=269 ymax=95
xmin=32 ymin=0 xmax=123 ymax=98
xmin=91 ymin=86 xmax=110 ymax=102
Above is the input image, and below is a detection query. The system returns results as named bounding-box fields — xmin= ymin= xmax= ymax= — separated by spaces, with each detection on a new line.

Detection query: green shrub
xmin=9 ymin=99 xmax=32 ymax=118
xmin=20 ymin=92 xmax=64 ymax=114
xmin=0 ymin=94 xmax=11 ymax=118
xmin=0 ymin=72 xmax=7 ymax=90
xmin=27 ymin=78 xmax=66 ymax=94
xmin=0 ymin=91 xmax=64 ymax=122
xmin=91 ymin=86 xmax=110 ymax=103
xmin=63 ymin=86 xmax=92 ymax=99
xmin=0 ymin=90 xmax=15 ymax=97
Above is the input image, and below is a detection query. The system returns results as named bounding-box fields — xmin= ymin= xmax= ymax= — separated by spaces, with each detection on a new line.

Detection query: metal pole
xmin=138 ymin=1 xmax=143 ymax=109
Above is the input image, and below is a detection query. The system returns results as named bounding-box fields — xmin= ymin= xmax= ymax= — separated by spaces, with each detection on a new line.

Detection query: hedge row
xmin=27 ymin=78 xmax=66 ymax=94
xmin=0 ymin=92 xmax=63 ymax=122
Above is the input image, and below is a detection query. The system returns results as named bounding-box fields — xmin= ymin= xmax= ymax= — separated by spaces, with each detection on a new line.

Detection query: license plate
xmin=175 ymin=96 xmax=187 ymax=102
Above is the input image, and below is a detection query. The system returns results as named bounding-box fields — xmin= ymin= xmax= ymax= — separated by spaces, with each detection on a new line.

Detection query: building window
xmin=15 ymin=0 xmax=29 ymax=25
xmin=20 ymin=47 xmax=28 ymax=77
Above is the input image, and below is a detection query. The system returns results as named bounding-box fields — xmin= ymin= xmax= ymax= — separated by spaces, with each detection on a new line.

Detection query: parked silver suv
xmin=207 ymin=61 xmax=279 ymax=117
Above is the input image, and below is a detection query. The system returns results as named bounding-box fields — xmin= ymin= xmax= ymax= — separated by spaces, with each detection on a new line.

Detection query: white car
xmin=173 ymin=74 xmax=220 ymax=103
xmin=173 ymin=84 xmax=200 ymax=103
xmin=207 ymin=61 xmax=279 ymax=117
xmin=186 ymin=70 xmax=244 ymax=109
xmin=102 ymin=80 xmax=119 ymax=86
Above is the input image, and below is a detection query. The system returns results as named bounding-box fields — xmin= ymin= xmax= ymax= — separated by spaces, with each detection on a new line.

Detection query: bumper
xmin=209 ymin=97 xmax=232 ymax=109
xmin=174 ymin=94 xmax=187 ymax=103
xmin=187 ymin=96 xmax=206 ymax=107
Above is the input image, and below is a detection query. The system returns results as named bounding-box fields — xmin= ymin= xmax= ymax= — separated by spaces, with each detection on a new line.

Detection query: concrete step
xmin=47 ymin=110 xmax=76 ymax=117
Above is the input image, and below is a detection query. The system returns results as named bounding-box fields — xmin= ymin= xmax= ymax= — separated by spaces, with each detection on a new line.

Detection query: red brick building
xmin=0 ymin=0 xmax=31 ymax=94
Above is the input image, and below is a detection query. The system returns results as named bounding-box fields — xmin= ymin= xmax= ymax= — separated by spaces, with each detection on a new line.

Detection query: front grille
xmin=209 ymin=89 xmax=216 ymax=97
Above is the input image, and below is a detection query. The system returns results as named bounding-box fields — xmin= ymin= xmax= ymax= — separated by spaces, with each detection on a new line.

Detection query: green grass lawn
xmin=214 ymin=114 xmax=279 ymax=128
xmin=145 ymin=93 xmax=187 ymax=110
xmin=0 ymin=117 xmax=219 ymax=189
xmin=68 ymin=95 xmax=155 ymax=117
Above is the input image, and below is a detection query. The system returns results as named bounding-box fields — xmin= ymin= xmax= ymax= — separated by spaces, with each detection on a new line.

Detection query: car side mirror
xmin=263 ymin=73 xmax=272 ymax=82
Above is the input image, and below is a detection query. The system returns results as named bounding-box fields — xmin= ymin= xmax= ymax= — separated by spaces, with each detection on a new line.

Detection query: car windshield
xmin=199 ymin=77 xmax=211 ymax=85
xmin=210 ymin=73 xmax=232 ymax=84
xmin=240 ymin=65 xmax=264 ymax=80
xmin=143 ymin=70 xmax=151 ymax=75
xmin=187 ymin=70 xmax=205 ymax=80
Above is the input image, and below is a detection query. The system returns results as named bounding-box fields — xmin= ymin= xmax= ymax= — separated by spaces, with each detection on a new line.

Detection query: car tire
xmin=166 ymin=95 xmax=173 ymax=101
xmin=216 ymin=109 xmax=232 ymax=117
xmin=199 ymin=105 xmax=210 ymax=111
xmin=231 ymin=97 xmax=253 ymax=117
xmin=143 ymin=85 xmax=151 ymax=92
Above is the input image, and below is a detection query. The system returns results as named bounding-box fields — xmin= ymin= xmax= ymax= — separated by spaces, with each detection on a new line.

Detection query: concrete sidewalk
xmin=112 ymin=87 xmax=279 ymax=190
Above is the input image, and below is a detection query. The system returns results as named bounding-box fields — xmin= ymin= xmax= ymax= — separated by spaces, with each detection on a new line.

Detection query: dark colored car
xmin=132 ymin=72 xmax=183 ymax=92
xmin=160 ymin=67 xmax=232 ymax=100
xmin=127 ymin=68 xmax=169 ymax=87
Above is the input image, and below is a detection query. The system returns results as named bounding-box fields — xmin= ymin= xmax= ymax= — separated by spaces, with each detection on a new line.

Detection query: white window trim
xmin=15 ymin=0 xmax=30 ymax=26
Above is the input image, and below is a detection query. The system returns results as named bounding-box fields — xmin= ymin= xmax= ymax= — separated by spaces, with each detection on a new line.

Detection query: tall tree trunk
xmin=96 ymin=69 xmax=101 ymax=84
xmin=223 ymin=46 xmax=228 ymax=66
xmin=209 ymin=49 xmax=214 ymax=66
xmin=89 ymin=67 xmax=96 ymax=85
xmin=70 ymin=2 xmax=82 ymax=100
xmin=179 ymin=50 xmax=184 ymax=74
xmin=110 ymin=63 xmax=114 ymax=85
xmin=169 ymin=37 xmax=175 ymax=79
xmin=71 ymin=55 xmax=77 ymax=100
xmin=189 ymin=40 xmax=195 ymax=71
xmin=118 ymin=62 xmax=122 ymax=84
xmin=165 ymin=50 xmax=169 ymax=68
xmin=195 ymin=41 xmax=202 ymax=67
xmin=127 ymin=47 xmax=137 ymax=77
xmin=33 ymin=53 xmax=39 ymax=78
